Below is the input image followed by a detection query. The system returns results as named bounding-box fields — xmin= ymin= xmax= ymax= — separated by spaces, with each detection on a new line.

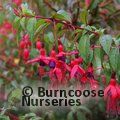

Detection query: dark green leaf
xmin=0 ymin=115 xmax=10 ymax=120
xmin=27 ymin=18 xmax=36 ymax=40
xmin=109 ymin=48 xmax=119 ymax=71
xmin=99 ymin=35 xmax=112 ymax=55
xmin=35 ymin=20 xmax=50 ymax=37
xmin=80 ymin=9 xmax=88 ymax=25
xmin=8 ymin=88 xmax=22 ymax=105
xmin=54 ymin=10 xmax=71 ymax=22
xmin=67 ymin=111 xmax=74 ymax=120
xmin=78 ymin=34 xmax=90 ymax=63
xmin=20 ymin=17 xmax=26 ymax=30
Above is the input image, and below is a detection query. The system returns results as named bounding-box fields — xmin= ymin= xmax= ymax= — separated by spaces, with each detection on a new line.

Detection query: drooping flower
xmin=19 ymin=34 xmax=31 ymax=49
xmin=12 ymin=0 xmax=22 ymax=6
xmin=3 ymin=21 xmax=12 ymax=30
xmin=26 ymin=47 xmax=49 ymax=65
xmin=104 ymin=73 xmax=120 ymax=117
xmin=23 ymin=48 xmax=30 ymax=60
xmin=48 ymin=49 xmax=57 ymax=69
xmin=70 ymin=62 xmax=85 ymax=80
xmin=56 ymin=44 xmax=66 ymax=62
xmin=36 ymin=41 xmax=42 ymax=50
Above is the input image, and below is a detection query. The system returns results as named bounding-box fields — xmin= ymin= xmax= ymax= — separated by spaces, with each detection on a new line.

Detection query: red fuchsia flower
xmin=85 ymin=63 xmax=99 ymax=89
xmin=3 ymin=21 xmax=12 ymax=30
xmin=85 ymin=0 xmax=91 ymax=8
xmin=38 ymin=66 xmax=46 ymax=78
xmin=0 ymin=27 xmax=7 ymax=36
xmin=13 ymin=8 xmax=20 ymax=16
xmin=26 ymin=48 xmax=49 ymax=66
xmin=49 ymin=60 xmax=66 ymax=85
xmin=23 ymin=48 xmax=30 ymax=60
xmin=12 ymin=0 xmax=22 ymax=6
xmin=19 ymin=40 xmax=26 ymax=49
xmin=48 ymin=49 xmax=57 ymax=69
xmin=56 ymin=44 xmax=66 ymax=62
xmin=48 ymin=47 xmax=71 ymax=85
xmin=19 ymin=34 xmax=31 ymax=49
xmin=104 ymin=73 xmax=120 ymax=117
xmin=36 ymin=41 xmax=42 ymax=50
xmin=70 ymin=58 xmax=85 ymax=79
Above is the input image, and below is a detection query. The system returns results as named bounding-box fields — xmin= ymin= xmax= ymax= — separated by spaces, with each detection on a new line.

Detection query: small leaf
xmin=8 ymin=88 xmax=22 ymax=105
xmin=109 ymin=48 xmax=119 ymax=71
xmin=93 ymin=42 xmax=102 ymax=75
xmin=80 ymin=9 xmax=88 ymax=25
xmin=78 ymin=34 xmax=90 ymax=63
xmin=27 ymin=18 xmax=36 ymax=40
xmin=21 ymin=3 xmax=35 ymax=16
xmin=20 ymin=17 xmax=26 ymax=30
xmin=14 ymin=16 xmax=21 ymax=28
xmin=44 ymin=32 xmax=54 ymax=51
xmin=67 ymin=111 xmax=74 ymax=120
xmin=25 ymin=113 xmax=36 ymax=118
xmin=89 ymin=0 xmax=100 ymax=10
xmin=54 ymin=10 xmax=71 ymax=22
xmin=99 ymin=35 xmax=112 ymax=55
xmin=30 ymin=48 xmax=39 ymax=58
xmin=77 ymin=111 xmax=86 ymax=120
xmin=35 ymin=20 xmax=50 ymax=37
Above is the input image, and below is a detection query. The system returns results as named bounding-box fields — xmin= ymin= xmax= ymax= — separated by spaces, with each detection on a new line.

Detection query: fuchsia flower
xmin=104 ymin=73 xmax=120 ymax=117
xmin=12 ymin=0 xmax=22 ymax=6
xmin=3 ymin=21 xmax=12 ymax=30
xmin=26 ymin=48 xmax=49 ymax=65
xmin=36 ymin=40 xmax=42 ymax=50
xmin=70 ymin=58 xmax=85 ymax=79
xmin=0 ymin=21 xmax=14 ymax=36
xmin=85 ymin=0 xmax=91 ymax=8
xmin=80 ymin=63 xmax=99 ymax=89
xmin=19 ymin=34 xmax=31 ymax=49
xmin=49 ymin=48 xmax=67 ymax=85
xmin=23 ymin=48 xmax=30 ymax=60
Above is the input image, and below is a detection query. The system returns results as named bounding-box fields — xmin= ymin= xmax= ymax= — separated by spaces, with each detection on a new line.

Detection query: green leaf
xmin=99 ymin=35 xmax=112 ymax=55
xmin=54 ymin=10 xmax=71 ymax=22
xmin=93 ymin=42 xmax=102 ymax=75
xmin=109 ymin=48 xmax=119 ymax=71
xmin=89 ymin=0 xmax=100 ymax=10
xmin=0 ymin=115 xmax=10 ymax=120
xmin=114 ymin=37 xmax=120 ymax=46
xmin=76 ymin=111 xmax=86 ymax=120
xmin=25 ymin=113 xmax=36 ymax=118
xmin=30 ymin=48 xmax=39 ymax=58
xmin=0 ymin=12 xmax=5 ymax=24
xmin=44 ymin=32 xmax=54 ymax=52
xmin=14 ymin=16 xmax=21 ymax=28
xmin=0 ymin=78 xmax=4 ymax=84
xmin=115 ymin=0 xmax=120 ymax=4
xmin=44 ymin=112 xmax=55 ymax=120
xmin=78 ymin=34 xmax=90 ymax=63
xmin=21 ymin=3 xmax=35 ymax=16
xmin=20 ymin=17 xmax=26 ymax=30
xmin=35 ymin=20 xmax=50 ymax=37
xmin=8 ymin=88 xmax=22 ymax=105
xmin=80 ymin=9 xmax=88 ymax=25
xmin=27 ymin=18 xmax=36 ymax=40
xmin=67 ymin=111 xmax=74 ymax=120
